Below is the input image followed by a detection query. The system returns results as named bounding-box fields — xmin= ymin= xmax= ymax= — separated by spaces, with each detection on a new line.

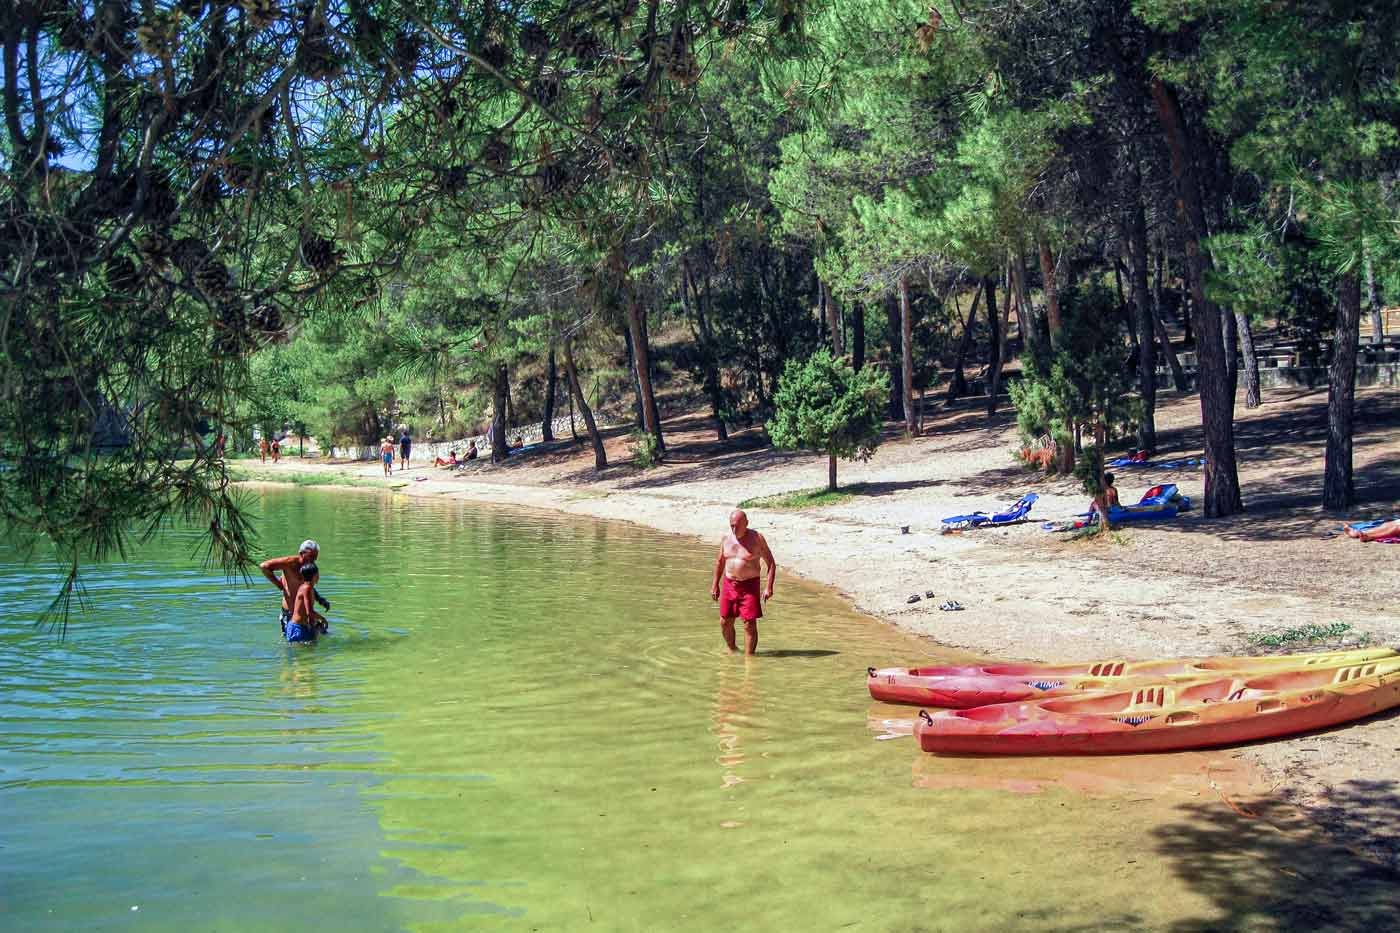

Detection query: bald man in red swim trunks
xmin=711 ymin=509 xmax=777 ymax=655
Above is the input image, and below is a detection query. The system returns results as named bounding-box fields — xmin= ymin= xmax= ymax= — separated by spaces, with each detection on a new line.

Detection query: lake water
xmin=0 ymin=485 xmax=1363 ymax=930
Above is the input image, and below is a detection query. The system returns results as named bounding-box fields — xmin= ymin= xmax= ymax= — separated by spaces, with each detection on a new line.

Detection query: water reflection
xmin=711 ymin=656 xmax=755 ymax=788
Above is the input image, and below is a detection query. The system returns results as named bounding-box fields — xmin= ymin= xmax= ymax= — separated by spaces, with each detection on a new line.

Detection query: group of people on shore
xmin=258 ymin=436 xmax=281 ymax=463
xmin=258 ymin=508 xmax=779 ymax=654
xmin=379 ymin=429 xmax=412 ymax=476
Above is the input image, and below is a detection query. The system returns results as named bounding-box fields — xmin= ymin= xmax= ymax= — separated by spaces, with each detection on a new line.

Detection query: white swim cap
xmin=299 ymin=539 xmax=319 ymax=553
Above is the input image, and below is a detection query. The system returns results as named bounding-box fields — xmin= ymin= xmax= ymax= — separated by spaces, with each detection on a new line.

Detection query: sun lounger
xmin=942 ymin=493 xmax=1039 ymax=529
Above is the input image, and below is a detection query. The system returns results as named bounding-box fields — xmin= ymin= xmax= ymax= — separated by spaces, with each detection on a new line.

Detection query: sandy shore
xmin=237 ymin=384 xmax=1400 ymax=865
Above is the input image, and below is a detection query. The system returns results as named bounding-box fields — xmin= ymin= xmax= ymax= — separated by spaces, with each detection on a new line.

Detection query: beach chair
xmin=942 ymin=493 xmax=1039 ymax=529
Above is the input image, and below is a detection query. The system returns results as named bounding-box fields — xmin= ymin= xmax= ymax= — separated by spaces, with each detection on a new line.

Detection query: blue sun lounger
xmin=942 ymin=493 xmax=1039 ymax=529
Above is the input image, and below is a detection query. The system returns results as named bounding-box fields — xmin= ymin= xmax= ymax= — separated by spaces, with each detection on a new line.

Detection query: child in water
xmin=286 ymin=562 xmax=328 ymax=642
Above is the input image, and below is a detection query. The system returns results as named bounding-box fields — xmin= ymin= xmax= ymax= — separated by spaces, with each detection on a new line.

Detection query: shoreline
xmin=231 ymin=384 xmax=1400 ymax=868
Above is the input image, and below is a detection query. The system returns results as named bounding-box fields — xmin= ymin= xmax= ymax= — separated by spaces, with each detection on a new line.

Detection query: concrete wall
xmin=330 ymin=413 xmax=610 ymax=461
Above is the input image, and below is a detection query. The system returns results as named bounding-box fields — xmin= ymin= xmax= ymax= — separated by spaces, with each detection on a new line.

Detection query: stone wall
xmin=330 ymin=413 xmax=610 ymax=461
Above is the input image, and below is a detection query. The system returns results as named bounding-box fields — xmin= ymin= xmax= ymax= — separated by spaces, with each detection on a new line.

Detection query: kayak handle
xmin=867 ymin=667 xmax=876 ymax=678
xmin=918 ymin=710 xmax=933 ymax=725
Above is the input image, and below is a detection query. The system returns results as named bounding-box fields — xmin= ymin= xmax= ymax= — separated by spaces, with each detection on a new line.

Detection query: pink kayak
xmin=915 ymin=658 xmax=1400 ymax=755
xmin=866 ymin=648 xmax=1396 ymax=707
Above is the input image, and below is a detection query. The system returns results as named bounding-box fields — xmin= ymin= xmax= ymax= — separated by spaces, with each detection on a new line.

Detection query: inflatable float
xmin=915 ymin=657 xmax=1400 ymax=755
xmin=866 ymin=647 xmax=1397 ymax=707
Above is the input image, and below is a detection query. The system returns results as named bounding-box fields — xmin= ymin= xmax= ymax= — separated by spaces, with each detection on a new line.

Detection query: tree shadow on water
xmin=753 ymin=648 xmax=839 ymax=658
xmin=1153 ymin=778 xmax=1400 ymax=931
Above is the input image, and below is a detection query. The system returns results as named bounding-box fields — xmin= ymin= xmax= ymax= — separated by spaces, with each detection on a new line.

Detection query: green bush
xmin=767 ymin=348 xmax=889 ymax=491
xmin=630 ymin=429 xmax=661 ymax=469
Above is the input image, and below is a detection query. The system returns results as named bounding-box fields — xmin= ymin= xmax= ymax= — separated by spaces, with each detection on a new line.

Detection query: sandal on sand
xmin=906 ymin=594 xmax=922 ymax=604
xmin=938 ymin=600 xmax=964 ymax=612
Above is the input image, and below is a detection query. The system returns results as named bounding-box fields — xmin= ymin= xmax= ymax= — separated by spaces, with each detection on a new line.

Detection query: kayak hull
xmin=867 ymin=648 xmax=1397 ymax=707
xmin=916 ymin=661 xmax=1400 ymax=755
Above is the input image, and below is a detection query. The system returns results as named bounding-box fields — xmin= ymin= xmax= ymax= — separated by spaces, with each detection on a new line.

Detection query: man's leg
xmin=743 ymin=620 xmax=758 ymax=656
xmin=720 ymin=616 xmax=739 ymax=652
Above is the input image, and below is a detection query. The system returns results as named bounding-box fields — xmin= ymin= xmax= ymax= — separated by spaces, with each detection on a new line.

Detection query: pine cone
xmin=136 ymin=231 xmax=173 ymax=269
xmin=250 ymin=303 xmax=284 ymax=335
xmin=214 ymin=299 xmax=251 ymax=355
xmin=223 ymin=161 xmax=257 ymax=190
xmin=238 ymin=0 xmax=280 ymax=30
xmin=171 ymin=236 xmax=211 ymax=274
xmin=299 ymin=233 xmax=342 ymax=273
xmin=531 ymin=73 xmax=560 ymax=107
xmin=194 ymin=260 xmax=231 ymax=298
xmin=520 ymin=23 xmax=550 ymax=57
xmin=479 ymin=136 xmax=510 ymax=171
xmin=392 ymin=31 xmax=422 ymax=71
xmin=136 ymin=13 xmax=179 ymax=57
xmin=301 ymin=40 xmax=345 ymax=81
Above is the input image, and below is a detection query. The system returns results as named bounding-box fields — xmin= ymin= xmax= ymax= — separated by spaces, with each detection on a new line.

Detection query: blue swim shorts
xmin=284 ymin=622 xmax=316 ymax=643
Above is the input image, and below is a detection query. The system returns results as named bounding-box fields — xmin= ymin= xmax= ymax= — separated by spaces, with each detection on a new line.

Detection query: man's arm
xmin=711 ymin=545 xmax=726 ymax=600
xmin=759 ymin=534 xmax=777 ymax=600
xmin=314 ymin=587 xmax=330 ymax=610
xmin=260 ymin=556 xmax=292 ymax=591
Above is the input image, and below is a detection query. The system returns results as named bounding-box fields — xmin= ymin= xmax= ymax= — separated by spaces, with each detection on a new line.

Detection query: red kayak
xmin=866 ymin=647 xmax=1396 ymax=707
xmin=915 ymin=658 xmax=1400 ymax=755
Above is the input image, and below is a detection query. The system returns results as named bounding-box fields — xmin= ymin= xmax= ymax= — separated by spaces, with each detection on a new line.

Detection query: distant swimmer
xmin=710 ymin=509 xmax=776 ymax=655
xmin=260 ymin=540 xmax=329 ymax=637
xmin=286 ymin=561 xmax=327 ymax=643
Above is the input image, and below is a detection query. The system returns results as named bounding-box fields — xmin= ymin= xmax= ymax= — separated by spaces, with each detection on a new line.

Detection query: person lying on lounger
xmin=1344 ymin=519 xmax=1400 ymax=542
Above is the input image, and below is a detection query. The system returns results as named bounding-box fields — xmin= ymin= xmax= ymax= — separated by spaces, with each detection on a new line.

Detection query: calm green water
xmin=3 ymin=487 xmax=1252 ymax=930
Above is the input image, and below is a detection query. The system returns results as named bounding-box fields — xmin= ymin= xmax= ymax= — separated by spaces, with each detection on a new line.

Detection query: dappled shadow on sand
xmin=1153 ymin=778 xmax=1400 ymax=931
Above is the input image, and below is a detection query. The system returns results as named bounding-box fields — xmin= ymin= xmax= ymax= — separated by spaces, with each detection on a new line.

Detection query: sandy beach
xmin=237 ymin=383 xmax=1400 ymax=866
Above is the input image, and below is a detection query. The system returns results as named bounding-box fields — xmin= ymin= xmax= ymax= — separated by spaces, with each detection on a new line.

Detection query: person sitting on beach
xmin=434 ymin=449 xmax=460 ymax=468
xmin=286 ymin=561 xmax=327 ymax=643
xmin=379 ymin=436 xmax=394 ymax=476
xmin=1343 ymin=519 xmax=1400 ymax=542
xmin=512 ymin=436 xmax=524 ymax=450
xmin=464 ymin=443 xmax=478 ymax=460
xmin=1091 ymin=472 xmax=1120 ymax=526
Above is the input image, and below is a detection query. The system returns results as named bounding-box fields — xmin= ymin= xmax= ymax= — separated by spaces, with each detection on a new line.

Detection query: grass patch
xmin=739 ymin=487 xmax=855 ymax=510
xmin=227 ymin=464 xmax=385 ymax=489
xmin=1244 ymin=622 xmax=1374 ymax=650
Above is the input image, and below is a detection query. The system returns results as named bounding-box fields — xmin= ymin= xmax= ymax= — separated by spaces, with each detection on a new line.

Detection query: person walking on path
xmin=270 ymin=436 xmax=281 ymax=463
xmin=379 ymin=437 xmax=394 ymax=476
xmin=399 ymin=428 xmax=412 ymax=472
xmin=260 ymin=540 xmax=328 ymax=636
xmin=710 ymin=509 xmax=777 ymax=655
xmin=259 ymin=436 xmax=269 ymax=463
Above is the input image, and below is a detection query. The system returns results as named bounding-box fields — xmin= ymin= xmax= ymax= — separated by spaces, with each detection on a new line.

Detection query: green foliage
xmin=1244 ymin=623 xmax=1371 ymax=650
xmin=1008 ymin=285 xmax=1141 ymax=461
xmin=767 ymin=349 xmax=889 ymax=475
xmin=1073 ymin=446 xmax=1107 ymax=497
xmin=629 ymin=429 xmax=661 ymax=469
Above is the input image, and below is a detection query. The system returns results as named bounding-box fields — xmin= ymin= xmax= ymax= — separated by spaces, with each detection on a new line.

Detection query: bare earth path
xmin=244 ymin=384 xmax=1400 ymax=867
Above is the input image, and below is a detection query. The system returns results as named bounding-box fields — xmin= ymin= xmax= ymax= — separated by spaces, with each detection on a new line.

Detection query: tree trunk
xmin=563 ymin=337 xmax=607 ymax=470
xmin=827 ymin=452 xmax=837 ymax=492
xmin=1038 ymin=241 xmax=1063 ymax=347
xmin=899 ymin=276 xmax=916 ymax=433
xmin=1236 ymin=312 xmax=1261 ymax=409
xmin=1222 ymin=305 xmax=1239 ymax=400
xmin=1366 ymin=247 xmax=1384 ymax=345
xmin=503 ymin=366 xmax=516 ymax=434
xmin=1124 ymin=195 xmax=1157 ymax=453
xmin=851 ymin=302 xmax=865 ymax=372
xmin=947 ymin=287 xmax=982 ymax=401
xmin=823 ymin=281 xmax=844 ymax=356
xmin=625 ymin=295 xmax=665 ymax=456
xmin=682 ymin=260 xmax=728 ymax=441
xmin=541 ymin=344 xmax=557 ymax=442
xmin=1150 ymin=76 xmax=1243 ymax=517
xmin=1152 ymin=240 xmax=1189 ymax=391
xmin=622 ymin=323 xmax=644 ymax=428
xmin=984 ymin=276 xmax=1002 ymax=417
xmin=490 ymin=362 xmax=509 ymax=462
xmin=1323 ymin=272 xmax=1362 ymax=509
xmin=885 ymin=294 xmax=904 ymax=419
xmin=1013 ymin=249 xmax=1034 ymax=349
xmin=1114 ymin=257 xmax=1139 ymax=351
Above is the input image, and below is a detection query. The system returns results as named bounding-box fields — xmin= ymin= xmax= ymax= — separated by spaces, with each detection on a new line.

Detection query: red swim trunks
xmin=720 ymin=575 xmax=763 ymax=622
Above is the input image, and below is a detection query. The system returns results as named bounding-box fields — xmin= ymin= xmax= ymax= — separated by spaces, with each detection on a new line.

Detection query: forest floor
xmin=240 ymin=382 xmax=1400 ymax=869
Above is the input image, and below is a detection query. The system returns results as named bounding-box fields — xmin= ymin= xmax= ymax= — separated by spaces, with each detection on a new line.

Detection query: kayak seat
xmin=1334 ymin=663 xmax=1379 ymax=683
xmin=1088 ymin=661 xmax=1128 ymax=677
